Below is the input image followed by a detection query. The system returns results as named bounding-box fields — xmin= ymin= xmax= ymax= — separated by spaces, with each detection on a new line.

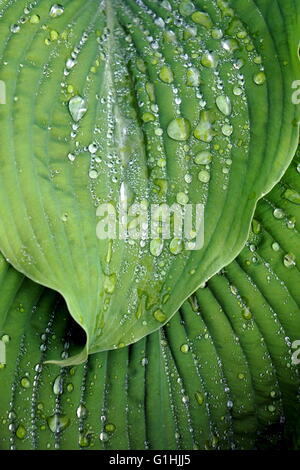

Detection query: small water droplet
xmin=253 ymin=72 xmax=266 ymax=85
xmin=49 ymin=4 xmax=65 ymax=18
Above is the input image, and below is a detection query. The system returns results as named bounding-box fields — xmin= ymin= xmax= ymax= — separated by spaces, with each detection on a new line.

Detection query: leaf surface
xmin=1 ymin=148 xmax=300 ymax=450
xmin=0 ymin=0 xmax=299 ymax=361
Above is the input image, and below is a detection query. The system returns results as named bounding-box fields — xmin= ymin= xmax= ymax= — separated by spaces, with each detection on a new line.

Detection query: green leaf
xmin=0 ymin=0 xmax=299 ymax=363
xmin=1 ymin=147 xmax=300 ymax=450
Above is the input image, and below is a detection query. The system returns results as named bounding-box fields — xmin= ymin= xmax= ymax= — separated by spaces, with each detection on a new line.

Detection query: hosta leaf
xmin=1 ymin=148 xmax=300 ymax=450
xmin=0 ymin=0 xmax=299 ymax=363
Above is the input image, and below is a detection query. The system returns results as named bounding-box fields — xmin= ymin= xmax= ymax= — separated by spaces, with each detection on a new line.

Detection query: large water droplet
xmin=68 ymin=96 xmax=87 ymax=122
xmin=253 ymin=72 xmax=266 ymax=85
xmin=201 ymin=52 xmax=218 ymax=68
xmin=150 ymin=239 xmax=164 ymax=257
xmin=153 ymin=309 xmax=166 ymax=323
xmin=167 ymin=117 xmax=191 ymax=141
xmin=159 ymin=65 xmax=174 ymax=84
xmin=194 ymin=111 xmax=213 ymax=142
xmin=191 ymin=11 xmax=212 ymax=28
xmin=216 ymin=95 xmax=232 ymax=116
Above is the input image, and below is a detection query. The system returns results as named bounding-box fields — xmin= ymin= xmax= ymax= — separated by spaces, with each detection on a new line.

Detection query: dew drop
xmin=89 ymin=169 xmax=98 ymax=180
xmin=198 ymin=170 xmax=210 ymax=183
xmin=194 ymin=150 xmax=212 ymax=165
xmin=159 ymin=65 xmax=174 ymax=84
xmin=16 ymin=424 xmax=26 ymax=440
xmin=68 ymin=95 xmax=87 ymax=122
xmin=169 ymin=238 xmax=183 ymax=255
xmin=150 ymin=239 xmax=164 ymax=257
xmin=194 ymin=111 xmax=213 ymax=142
xmin=167 ymin=117 xmax=191 ymax=141
xmin=253 ymin=72 xmax=266 ymax=85
xmin=49 ymin=4 xmax=65 ymax=18
xmin=153 ymin=309 xmax=166 ymax=323
xmin=283 ymin=253 xmax=296 ymax=268
xmin=273 ymin=208 xmax=284 ymax=219
xmin=176 ymin=192 xmax=189 ymax=205
xmin=221 ymin=124 xmax=233 ymax=137
xmin=201 ymin=52 xmax=218 ymax=68
xmin=186 ymin=68 xmax=200 ymax=87
xmin=216 ymin=95 xmax=232 ymax=116
xmin=191 ymin=11 xmax=212 ymax=28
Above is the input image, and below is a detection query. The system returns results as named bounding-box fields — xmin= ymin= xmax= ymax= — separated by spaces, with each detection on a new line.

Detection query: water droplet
xmin=10 ymin=24 xmax=20 ymax=34
xmin=104 ymin=273 xmax=117 ymax=294
xmin=198 ymin=170 xmax=210 ymax=183
xmin=216 ymin=95 xmax=232 ymax=116
xmin=242 ymin=307 xmax=252 ymax=320
xmin=273 ymin=208 xmax=284 ymax=219
xmin=150 ymin=239 xmax=164 ymax=257
xmin=194 ymin=150 xmax=212 ymax=165
xmin=233 ymin=86 xmax=243 ymax=96
xmin=76 ymin=404 xmax=87 ymax=419
xmin=99 ymin=431 xmax=109 ymax=442
xmin=53 ymin=375 xmax=63 ymax=395
xmin=221 ymin=124 xmax=233 ymax=137
xmin=47 ymin=414 xmax=70 ymax=433
xmin=49 ymin=4 xmax=64 ymax=18
xmin=167 ymin=117 xmax=191 ymax=141
xmin=105 ymin=423 xmax=116 ymax=433
xmin=180 ymin=344 xmax=189 ymax=353
xmin=194 ymin=111 xmax=213 ymax=142
xmin=89 ymin=169 xmax=98 ymax=179
xmin=191 ymin=11 xmax=212 ymax=28
xmin=283 ymin=253 xmax=296 ymax=268
xmin=186 ymin=68 xmax=200 ymax=87
xmin=272 ymin=242 xmax=280 ymax=252
xmin=201 ymin=52 xmax=218 ymax=68
xmin=283 ymin=188 xmax=300 ymax=205
xmin=253 ymin=72 xmax=266 ymax=85
xmin=20 ymin=377 xmax=30 ymax=389
xmin=176 ymin=192 xmax=189 ymax=205
xmin=153 ymin=309 xmax=166 ymax=323
xmin=179 ymin=1 xmax=195 ymax=16
xmin=16 ymin=424 xmax=26 ymax=439
xmin=195 ymin=391 xmax=204 ymax=405
xmin=159 ymin=65 xmax=173 ymax=84
xmin=68 ymin=95 xmax=87 ymax=122
xmin=68 ymin=153 xmax=76 ymax=162
xmin=142 ymin=112 xmax=155 ymax=123
xmin=169 ymin=238 xmax=183 ymax=255
xmin=30 ymin=14 xmax=40 ymax=24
